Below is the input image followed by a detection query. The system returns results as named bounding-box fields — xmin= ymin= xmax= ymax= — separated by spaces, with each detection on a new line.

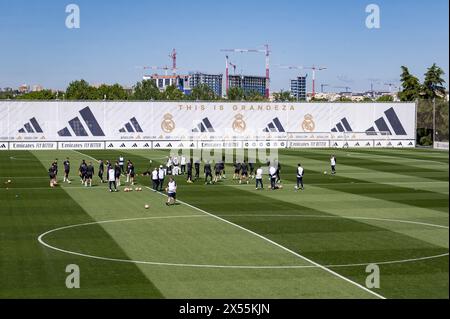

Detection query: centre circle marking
xmin=38 ymin=214 xmax=449 ymax=269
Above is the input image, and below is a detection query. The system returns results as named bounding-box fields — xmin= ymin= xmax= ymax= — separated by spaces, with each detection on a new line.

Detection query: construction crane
xmin=224 ymin=55 xmax=238 ymax=95
xmin=384 ymin=83 xmax=399 ymax=92
xmin=139 ymin=66 xmax=178 ymax=76
xmin=169 ymin=49 xmax=177 ymax=75
xmin=220 ymin=44 xmax=271 ymax=98
xmin=334 ymin=86 xmax=352 ymax=93
xmin=368 ymin=78 xmax=381 ymax=97
xmin=277 ymin=65 xmax=327 ymax=97
xmin=304 ymin=66 xmax=327 ymax=98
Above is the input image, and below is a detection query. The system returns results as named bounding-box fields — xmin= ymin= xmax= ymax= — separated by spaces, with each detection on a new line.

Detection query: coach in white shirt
xmin=255 ymin=166 xmax=264 ymax=190
xmin=108 ymin=167 xmax=117 ymax=192
xmin=151 ymin=168 xmax=159 ymax=190
xmin=158 ymin=166 xmax=165 ymax=191
xmin=269 ymin=165 xmax=277 ymax=190
xmin=180 ymin=155 xmax=187 ymax=175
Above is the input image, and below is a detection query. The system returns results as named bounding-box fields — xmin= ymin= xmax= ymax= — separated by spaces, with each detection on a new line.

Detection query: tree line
xmin=1 ymin=64 xmax=446 ymax=103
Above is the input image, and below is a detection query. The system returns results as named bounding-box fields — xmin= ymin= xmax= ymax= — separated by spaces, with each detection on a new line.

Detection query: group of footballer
xmin=48 ymin=153 xmax=338 ymax=195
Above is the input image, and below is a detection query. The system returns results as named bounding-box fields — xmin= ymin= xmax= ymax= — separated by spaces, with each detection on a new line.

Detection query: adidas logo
xmin=192 ymin=118 xmax=215 ymax=133
xmin=58 ymin=107 xmax=105 ymax=137
xmin=366 ymin=142 xmax=372 ymax=147
xmin=366 ymin=107 xmax=407 ymax=136
xmin=18 ymin=117 xmax=43 ymax=134
xmin=331 ymin=118 xmax=353 ymax=133
xmin=408 ymin=142 xmax=413 ymax=146
xmin=0 ymin=144 xmax=6 ymax=148
xmin=397 ymin=142 xmax=403 ymax=146
xmin=119 ymin=117 xmax=143 ymax=133
xmin=263 ymin=117 xmax=285 ymax=133
xmin=355 ymin=142 xmax=360 ymax=146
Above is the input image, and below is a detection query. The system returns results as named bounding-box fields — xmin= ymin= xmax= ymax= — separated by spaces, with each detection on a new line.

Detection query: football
xmin=144 ymin=204 xmax=149 ymax=209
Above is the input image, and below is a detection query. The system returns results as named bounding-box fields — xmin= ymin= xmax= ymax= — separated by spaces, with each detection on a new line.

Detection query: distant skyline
xmin=0 ymin=0 xmax=448 ymax=93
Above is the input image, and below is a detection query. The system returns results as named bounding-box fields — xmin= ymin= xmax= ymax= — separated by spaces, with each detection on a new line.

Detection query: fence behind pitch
xmin=0 ymin=101 xmax=416 ymax=150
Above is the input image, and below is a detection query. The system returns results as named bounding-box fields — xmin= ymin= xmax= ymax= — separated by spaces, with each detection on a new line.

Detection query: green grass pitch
xmin=0 ymin=148 xmax=448 ymax=299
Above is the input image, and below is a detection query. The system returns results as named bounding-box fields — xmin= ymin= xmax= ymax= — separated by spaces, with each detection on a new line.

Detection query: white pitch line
xmin=37 ymin=215 xmax=449 ymax=270
xmin=71 ymin=149 xmax=386 ymax=299
xmin=220 ymin=214 xmax=450 ymax=230
xmin=144 ymin=185 xmax=386 ymax=299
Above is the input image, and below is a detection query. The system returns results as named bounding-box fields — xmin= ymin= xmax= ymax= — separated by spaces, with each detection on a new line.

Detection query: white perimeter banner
xmin=0 ymin=101 xmax=416 ymax=147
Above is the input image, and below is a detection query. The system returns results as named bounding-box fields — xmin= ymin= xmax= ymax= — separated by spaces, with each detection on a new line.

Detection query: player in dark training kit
xmin=85 ymin=162 xmax=95 ymax=187
xmin=239 ymin=161 xmax=249 ymax=184
xmin=186 ymin=159 xmax=193 ymax=183
xmin=128 ymin=161 xmax=136 ymax=186
xmin=79 ymin=160 xmax=87 ymax=185
xmin=98 ymin=160 xmax=105 ymax=183
xmin=194 ymin=159 xmax=200 ymax=180
xmin=118 ymin=155 xmax=125 ymax=175
xmin=63 ymin=158 xmax=70 ymax=183
xmin=115 ymin=162 xmax=121 ymax=187
xmin=233 ymin=162 xmax=241 ymax=180
xmin=213 ymin=162 xmax=222 ymax=184
xmin=204 ymin=162 xmax=213 ymax=185
xmin=48 ymin=163 xmax=57 ymax=188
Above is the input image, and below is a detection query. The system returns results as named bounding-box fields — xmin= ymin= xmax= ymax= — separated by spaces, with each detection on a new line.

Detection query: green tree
xmin=227 ymin=87 xmax=245 ymax=101
xmin=376 ymin=95 xmax=394 ymax=102
xmin=244 ymin=90 xmax=267 ymax=101
xmin=17 ymin=90 xmax=59 ymax=100
xmin=422 ymin=63 xmax=446 ymax=100
xmin=273 ymin=90 xmax=295 ymax=102
xmin=131 ymin=80 xmax=161 ymax=100
xmin=189 ymin=83 xmax=218 ymax=101
xmin=398 ymin=66 xmax=421 ymax=101
xmin=97 ymin=84 xmax=129 ymax=100
xmin=161 ymin=85 xmax=184 ymax=100
xmin=65 ymin=80 xmax=99 ymax=100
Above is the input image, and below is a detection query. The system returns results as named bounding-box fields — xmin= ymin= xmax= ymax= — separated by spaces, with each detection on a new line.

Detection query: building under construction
xmin=143 ymin=74 xmax=191 ymax=94
xmin=189 ymin=73 xmax=223 ymax=97
xmin=228 ymin=75 xmax=266 ymax=97
xmin=291 ymin=75 xmax=307 ymax=101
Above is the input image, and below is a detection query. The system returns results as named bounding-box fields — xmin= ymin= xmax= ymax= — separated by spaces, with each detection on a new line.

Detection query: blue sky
xmin=0 ymin=0 xmax=448 ymax=92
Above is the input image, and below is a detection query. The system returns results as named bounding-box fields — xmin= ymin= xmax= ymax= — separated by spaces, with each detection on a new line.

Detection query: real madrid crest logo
xmin=232 ymin=114 xmax=246 ymax=133
xmin=161 ymin=113 xmax=175 ymax=133
xmin=302 ymin=114 xmax=315 ymax=132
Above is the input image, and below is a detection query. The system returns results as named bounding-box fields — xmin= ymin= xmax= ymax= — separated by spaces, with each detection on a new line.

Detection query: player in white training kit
xmin=166 ymin=177 xmax=177 ymax=206
xmin=330 ymin=155 xmax=337 ymax=175
xmin=296 ymin=163 xmax=304 ymax=191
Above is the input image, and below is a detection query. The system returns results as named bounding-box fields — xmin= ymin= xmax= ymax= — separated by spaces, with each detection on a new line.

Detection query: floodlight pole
xmin=433 ymin=97 xmax=436 ymax=144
